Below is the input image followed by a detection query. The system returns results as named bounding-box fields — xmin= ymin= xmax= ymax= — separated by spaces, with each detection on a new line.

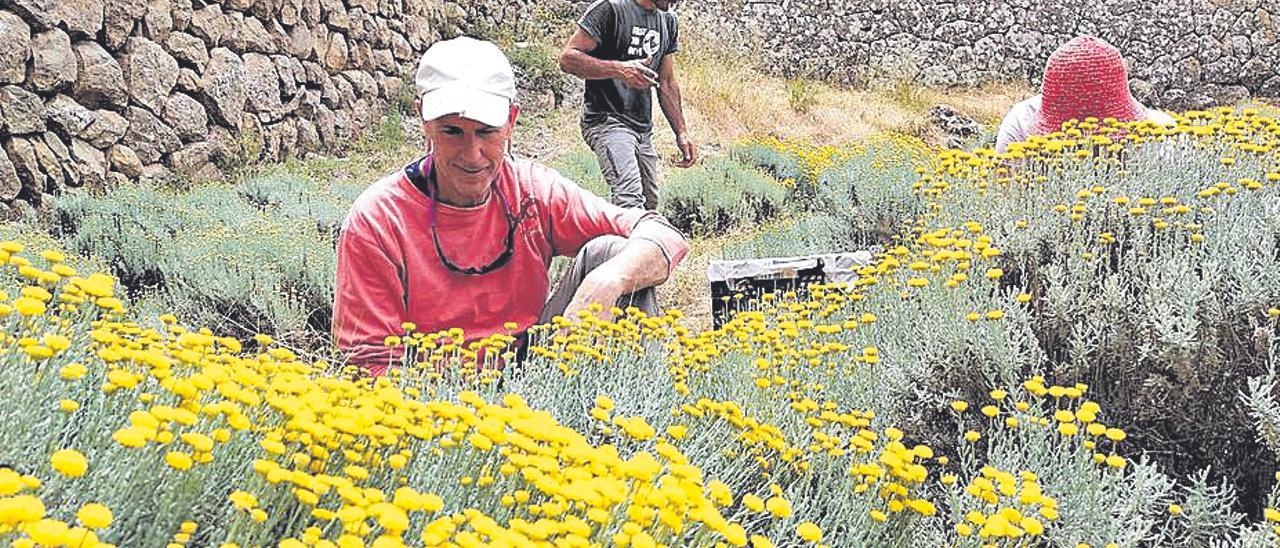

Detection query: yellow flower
xmin=22 ymin=345 xmax=53 ymax=359
xmin=180 ymin=433 xmax=215 ymax=453
xmin=76 ymin=503 xmax=113 ymax=529
xmin=51 ymin=449 xmax=88 ymax=478
xmin=58 ymin=399 xmax=79 ymax=413
xmin=1168 ymin=504 xmax=1183 ymax=515
xmin=765 ymin=496 xmax=792 ymax=518
xmin=229 ymin=490 xmax=258 ymax=510
xmin=165 ymin=452 xmax=194 ymax=471
xmin=14 ymin=296 xmax=45 ymax=316
xmin=964 ymin=430 xmax=981 ymax=443
xmin=950 ymin=400 xmax=969 ymax=413
xmin=796 ymin=522 xmax=822 ymax=543
xmin=743 ymin=494 xmax=765 ymax=512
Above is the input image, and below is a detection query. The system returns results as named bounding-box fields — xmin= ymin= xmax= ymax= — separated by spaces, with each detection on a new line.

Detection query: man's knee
xmin=577 ymin=235 xmax=628 ymax=271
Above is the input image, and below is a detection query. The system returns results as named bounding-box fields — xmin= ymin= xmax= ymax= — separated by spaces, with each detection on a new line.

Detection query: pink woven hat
xmin=1030 ymin=36 xmax=1142 ymax=136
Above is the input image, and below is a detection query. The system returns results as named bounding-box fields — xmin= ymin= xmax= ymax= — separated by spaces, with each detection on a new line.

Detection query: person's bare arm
xmin=559 ymin=27 xmax=658 ymax=89
xmin=562 ymin=218 xmax=684 ymax=320
xmin=657 ymin=54 xmax=696 ymax=167
xmin=562 ymin=239 xmax=668 ymax=320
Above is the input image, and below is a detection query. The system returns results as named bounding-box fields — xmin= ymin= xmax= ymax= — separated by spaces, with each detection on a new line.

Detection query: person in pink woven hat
xmin=995 ymin=36 xmax=1175 ymax=153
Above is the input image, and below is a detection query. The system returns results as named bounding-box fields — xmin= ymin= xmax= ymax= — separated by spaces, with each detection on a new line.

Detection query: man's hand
xmin=615 ymin=59 xmax=658 ymax=90
xmin=562 ymin=264 xmax=628 ymax=322
xmin=674 ymin=134 xmax=697 ymax=168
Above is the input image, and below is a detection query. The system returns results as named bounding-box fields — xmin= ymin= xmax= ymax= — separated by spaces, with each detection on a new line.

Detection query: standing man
xmin=559 ymin=0 xmax=697 ymax=211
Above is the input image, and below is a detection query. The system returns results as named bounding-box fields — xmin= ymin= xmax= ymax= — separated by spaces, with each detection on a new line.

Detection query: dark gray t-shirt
xmin=577 ymin=0 xmax=679 ymax=133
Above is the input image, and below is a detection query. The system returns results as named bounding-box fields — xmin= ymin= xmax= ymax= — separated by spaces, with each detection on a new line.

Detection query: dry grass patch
xmin=646 ymin=45 xmax=1031 ymax=160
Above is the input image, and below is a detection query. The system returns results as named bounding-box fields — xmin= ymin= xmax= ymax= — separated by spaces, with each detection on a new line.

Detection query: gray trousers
xmin=540 ymin=235 xmax=658 ymax=322
xmin=582 ymin=118 xmax=660 ymax=210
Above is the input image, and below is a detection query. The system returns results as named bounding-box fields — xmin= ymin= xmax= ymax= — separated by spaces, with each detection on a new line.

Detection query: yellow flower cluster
xmin=955 ymin=467 xmax=1055 ymax=539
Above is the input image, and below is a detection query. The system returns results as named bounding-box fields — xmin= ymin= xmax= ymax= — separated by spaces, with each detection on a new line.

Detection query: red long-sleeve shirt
xmin=332 ymin=156 xmax=687 ymax=373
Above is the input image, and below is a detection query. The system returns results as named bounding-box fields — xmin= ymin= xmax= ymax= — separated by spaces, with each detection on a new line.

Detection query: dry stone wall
xmin=0 ymin=0 xmax=536 ymax=216
xmin=684 ymin=0 xmax=1280 ymax=110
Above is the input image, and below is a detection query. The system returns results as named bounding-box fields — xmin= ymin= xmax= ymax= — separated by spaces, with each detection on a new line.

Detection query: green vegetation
xmin=52 ymin=176 xmax=344 ymax=344
xmin=660 ymin=157 xmax=788 ymax=237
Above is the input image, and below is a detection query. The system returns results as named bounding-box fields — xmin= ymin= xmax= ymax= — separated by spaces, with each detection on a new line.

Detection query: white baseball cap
xmin=414 ymin=37 xmax=517 ymax=127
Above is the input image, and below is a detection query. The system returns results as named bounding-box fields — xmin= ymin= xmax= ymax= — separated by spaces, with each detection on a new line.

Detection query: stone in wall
xmin=200 ymin=47 xmax=246 ymax=126
xmin=81 ymin=110 xmax=128 ymax=148
xmin=45 ymin=95 xmax=96 ymax=140
xmin=110 ymin=144 xmax=143 ymax=177
xmin=120 ymin=37 xmax=180 ymax=113
xmin=0 ymin=146 xmax=20 ymax=200
xmin=103 ymin=0 xmax=147 ymax=50
xmin=322 ymin=33 xmax=349 ymax=71
xmin=122 ymin=105 xmax=181 ymax=164
xmin=2 ymin=0 xmax=58 ymax=30
xmin=166 ymin=32 xmax=210 ymax=70
xmin=29 ymin=29 xmax=77 ymax=93
xmin=55 ymin=0 xmax=105 ymax=37
xmin=69 ymin=138 xmax=108 ymax=188
xmin=72 ymin=41 xmax=128 ymax=108
xmin=143 ymin=0 xmax=174 ymax=41
xmin=242 ymin=52 xmax=283 ymax=117
xmin=4 ymin=137 xmax=42 ymax=196
xmin=0 ymin=11 xmax=31 ymax=84
xmin=188 ymin=5 xmax=227 ymax=47
xmin=171 ymin=0 xmax=191 ymax=31
xmin=224 ymin=12 xmax=276 ymax=54
xmin=0 ymin=86 xmax=45 ymax=134
xmin=163 ymin=92 xmax=208 ymax=142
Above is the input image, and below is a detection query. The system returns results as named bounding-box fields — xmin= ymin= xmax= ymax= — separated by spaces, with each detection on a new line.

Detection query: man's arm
xmin=657 ymin=54 xmax=696 ymax=167
xmin=559 ymin=27 xmax=658 ymax=89
xmin=332 ymin=221 xmax=407 ymax=374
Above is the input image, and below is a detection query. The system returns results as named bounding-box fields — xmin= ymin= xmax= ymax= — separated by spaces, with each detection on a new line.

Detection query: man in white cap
xmin=559 ymin=0 xmax=695 ymax=210
xmin=332 ymin=37 xmax=688 ymax=375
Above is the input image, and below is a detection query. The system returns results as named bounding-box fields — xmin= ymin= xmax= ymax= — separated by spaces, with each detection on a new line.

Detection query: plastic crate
xmin=707 ymin=252 xmax=873 ymax=328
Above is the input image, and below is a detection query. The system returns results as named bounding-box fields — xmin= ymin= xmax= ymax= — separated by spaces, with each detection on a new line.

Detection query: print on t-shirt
xmin=628 ymin=26 xmax=662 ymax=59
